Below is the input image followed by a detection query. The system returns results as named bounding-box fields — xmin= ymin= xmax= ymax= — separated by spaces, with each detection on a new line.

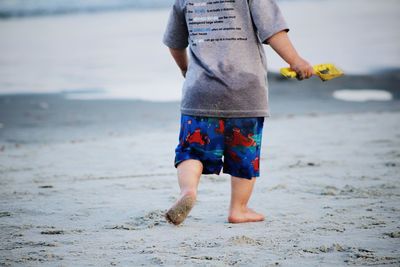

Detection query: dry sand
xmin=1 ymin=110 xmax=399 ymax=266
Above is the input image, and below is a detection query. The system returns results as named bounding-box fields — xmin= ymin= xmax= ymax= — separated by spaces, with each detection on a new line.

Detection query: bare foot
xmin=227 ymin=207 xmax=265 ymax=223
xmin=165 ymin=192 xmax=196 ymax=225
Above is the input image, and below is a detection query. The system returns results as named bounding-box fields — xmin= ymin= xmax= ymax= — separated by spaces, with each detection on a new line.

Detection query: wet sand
xmin=0 ymin=73 xmax=400 ymax=266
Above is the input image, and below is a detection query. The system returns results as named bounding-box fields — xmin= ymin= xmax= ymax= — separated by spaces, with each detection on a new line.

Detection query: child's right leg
xmin=165 ymin=159 xmax=202 ymax=225
xmin=177 ymin=159 xmax=202 ymax=199
xmin=166 ymin=114 xmax=224 ymax=225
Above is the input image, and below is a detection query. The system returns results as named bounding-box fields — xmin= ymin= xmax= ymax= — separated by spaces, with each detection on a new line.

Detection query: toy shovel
xmin=280 ymin=63 xmax=344 ymax=81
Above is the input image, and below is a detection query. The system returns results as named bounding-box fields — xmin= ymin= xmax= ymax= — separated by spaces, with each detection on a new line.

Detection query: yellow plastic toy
xmin=280 ymin=63 xmax=344 ymax=81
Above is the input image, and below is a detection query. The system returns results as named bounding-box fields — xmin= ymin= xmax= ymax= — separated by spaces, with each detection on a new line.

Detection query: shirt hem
xmin=180 ymin=108 xmax=271 ymax=118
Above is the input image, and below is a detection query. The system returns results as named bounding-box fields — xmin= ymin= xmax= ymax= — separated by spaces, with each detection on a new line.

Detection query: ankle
xmin=180 ymin=189 xmax=197 ymax=199
xmin=229 ymin=204 xmax=247 ymax=213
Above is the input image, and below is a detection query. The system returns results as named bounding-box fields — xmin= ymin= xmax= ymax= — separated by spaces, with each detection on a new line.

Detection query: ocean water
xmin=0 ymin=0 xmax=399 ymax=101
xmin=0 ymin=0 xmax=174 ymax=18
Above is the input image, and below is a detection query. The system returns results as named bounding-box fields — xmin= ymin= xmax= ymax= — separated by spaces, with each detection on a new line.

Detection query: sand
xmin=1 ymin=106 xmax=399 ymax=266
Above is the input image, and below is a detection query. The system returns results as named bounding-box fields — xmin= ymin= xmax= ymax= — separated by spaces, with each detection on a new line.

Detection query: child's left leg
xmin=228 ymin=176 xmax=265 ymax=223
xmin=223 ymin=116 xmax=265 ymax=223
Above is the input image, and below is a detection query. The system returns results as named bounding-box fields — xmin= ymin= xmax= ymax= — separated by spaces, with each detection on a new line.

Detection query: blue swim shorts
xmin=174 ymin=114 xmax=265 ymax=179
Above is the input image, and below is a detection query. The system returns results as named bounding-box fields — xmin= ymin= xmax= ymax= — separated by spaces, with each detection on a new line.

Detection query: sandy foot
xmin=165 ymin=193 xmax=196 ymax=225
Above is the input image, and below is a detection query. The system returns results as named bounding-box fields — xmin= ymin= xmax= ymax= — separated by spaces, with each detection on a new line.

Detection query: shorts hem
xmin=174 ymin=154 xmax=201 ymax=168
xmin=222 ymin=169 xmax=259 ymax=180
xmin=175 ymin=154 xmax=222 ymax=175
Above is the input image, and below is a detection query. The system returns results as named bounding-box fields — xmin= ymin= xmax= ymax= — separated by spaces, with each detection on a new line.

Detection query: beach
xmin=1 ymin=72 xmax=400 ymax=266
xmin=1 ymin=0 xmax=400 ymax=266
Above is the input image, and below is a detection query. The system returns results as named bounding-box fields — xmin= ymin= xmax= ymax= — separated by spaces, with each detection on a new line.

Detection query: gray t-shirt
xmin=163 ymin=0 xmax=289 ymax=118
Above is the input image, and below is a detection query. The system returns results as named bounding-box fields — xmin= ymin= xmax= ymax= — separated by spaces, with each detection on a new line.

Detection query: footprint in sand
xmin=191 ymin=240 xmax=222 ymax=248
xmin=38 ymin=185 xmax=53 ymax=189
xmin=106 ymin=209 xmax=168 ymax=231
xmin=134 ymin=209 xmax=168 ymax=228
xmin=268 ymin=184 xmax=287 ymax=191
xmin=302 ymin=243 xmax=345 ymax=254
xmin=228 ymin=235 xmax=263 ymax=246
xmin=40 ymin=230 xmax=65 ymax=235
xmin=302 ymin=244 xmax=400 ymax=265
xmin=384 ymin=231 xmax=400 ymax=238
xmin=0 ymin=211 xmax=11 ymax=217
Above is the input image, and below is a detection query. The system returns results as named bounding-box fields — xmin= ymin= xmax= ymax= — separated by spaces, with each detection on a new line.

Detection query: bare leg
xmin=177 ymin=159 xmax=203 ymax=198
xmin=228 ymin=176 xmax=265 ymax=223
xmin=165 ymin=159 xmax=203 ymax=225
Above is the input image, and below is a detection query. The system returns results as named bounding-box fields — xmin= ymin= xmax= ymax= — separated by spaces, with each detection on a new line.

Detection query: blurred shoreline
xmin=0 ymin=71 xmax=399 ymax=145
xmin=0 ymin=0 xmax=174 ymax=19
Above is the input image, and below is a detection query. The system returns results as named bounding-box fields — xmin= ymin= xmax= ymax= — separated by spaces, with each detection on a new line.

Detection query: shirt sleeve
xmin=163 ymin=0 xmax=189 ymax=49
xmin=249 ymin=0 xmax=289 ymax=44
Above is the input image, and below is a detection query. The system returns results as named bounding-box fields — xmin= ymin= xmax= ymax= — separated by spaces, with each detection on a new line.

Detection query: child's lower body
xmin=165 ymin=114 xmax=265 ymax=225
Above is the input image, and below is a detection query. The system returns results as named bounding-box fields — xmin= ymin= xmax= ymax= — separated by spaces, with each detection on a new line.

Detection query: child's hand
xmin=267 ymin=31 xmax=314 ymax=80
xmin=290 ymin=57 xmax=314 ymax=80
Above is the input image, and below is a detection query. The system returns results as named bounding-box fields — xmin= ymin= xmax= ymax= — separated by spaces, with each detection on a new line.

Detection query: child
xmin=163 ymin=0 xmax=313 ymax=225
